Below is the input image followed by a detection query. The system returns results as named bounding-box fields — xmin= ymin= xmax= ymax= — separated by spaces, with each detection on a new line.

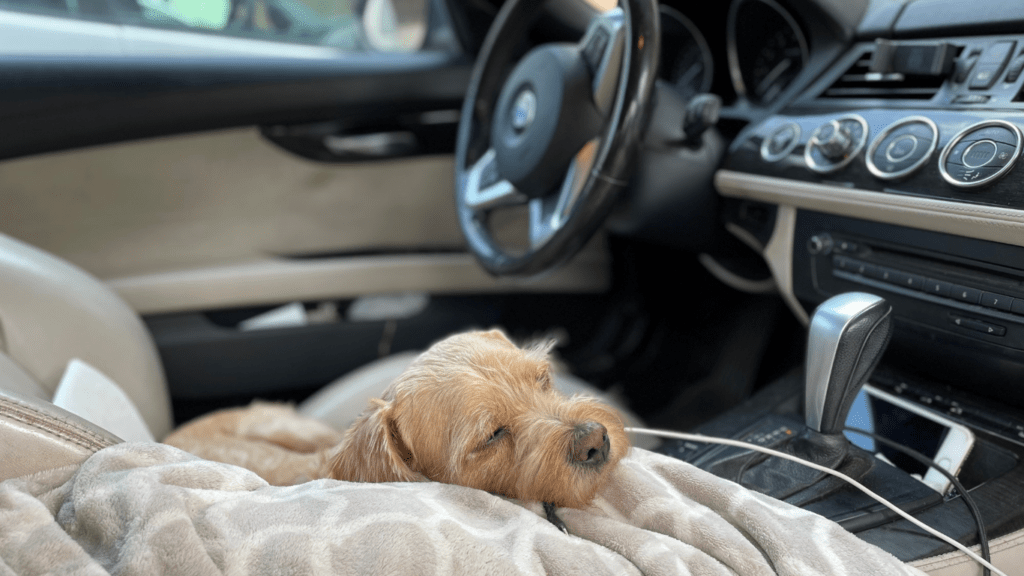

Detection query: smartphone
xmin=844 ymin=384 xmax=975 ymax=494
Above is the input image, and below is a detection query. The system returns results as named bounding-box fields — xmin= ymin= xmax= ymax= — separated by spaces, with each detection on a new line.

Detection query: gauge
xmin=727 ymin=0 xmax=808 ymax=105
xmin=658 ymin=6 xmax=714 ymax=101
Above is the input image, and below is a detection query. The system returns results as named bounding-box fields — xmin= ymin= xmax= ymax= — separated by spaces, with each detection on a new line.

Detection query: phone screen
xmin=844 ymin=388 xmax=949 ymax=477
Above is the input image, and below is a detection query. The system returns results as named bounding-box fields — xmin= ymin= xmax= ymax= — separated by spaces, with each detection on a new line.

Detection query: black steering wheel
xmin=454 ymin=0 xmax=660 ymax=277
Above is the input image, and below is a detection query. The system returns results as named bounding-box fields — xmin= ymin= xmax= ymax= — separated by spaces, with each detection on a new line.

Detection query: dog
xmin=165 ymin=329 xmax=629 ymax=515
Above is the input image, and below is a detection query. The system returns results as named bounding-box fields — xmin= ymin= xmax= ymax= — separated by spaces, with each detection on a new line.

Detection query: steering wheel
xmin=454 ymin=0 xmax=660 ymax=277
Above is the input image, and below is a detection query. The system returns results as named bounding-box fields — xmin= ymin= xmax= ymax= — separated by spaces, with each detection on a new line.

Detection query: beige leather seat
xmin=0 ymin=230 xmax=648 ymax=476
xmin=0 ymin=231 xmax=1015 ymax=575
xmin=0 ymin=231 xmax=170 ymax=481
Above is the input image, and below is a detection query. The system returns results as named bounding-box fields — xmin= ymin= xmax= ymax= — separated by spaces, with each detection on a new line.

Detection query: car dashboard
xmin=671 ymin=0 xmax=1024 ymax=562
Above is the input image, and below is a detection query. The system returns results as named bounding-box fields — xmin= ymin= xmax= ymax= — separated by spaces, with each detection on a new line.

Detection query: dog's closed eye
xmin=488 ymin=426 xmax=509 ymax=443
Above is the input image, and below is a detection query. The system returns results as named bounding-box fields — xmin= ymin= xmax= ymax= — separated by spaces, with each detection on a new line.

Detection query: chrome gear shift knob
xmin=805 ymin=292 xmax=893 ymax=435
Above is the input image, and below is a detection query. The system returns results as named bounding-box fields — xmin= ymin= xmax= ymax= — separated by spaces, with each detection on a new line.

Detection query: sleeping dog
xmin=165 ymin=329 xmax=629 ymax=526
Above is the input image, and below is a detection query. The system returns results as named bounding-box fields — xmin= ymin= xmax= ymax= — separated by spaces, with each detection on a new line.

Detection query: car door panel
xmin=0 ymin=127 xmax=609 ymax=306
xmin=0 ymin=124 xmax=610 ymax=416
xmin=0 ymin=0 xmax=612 ymax=416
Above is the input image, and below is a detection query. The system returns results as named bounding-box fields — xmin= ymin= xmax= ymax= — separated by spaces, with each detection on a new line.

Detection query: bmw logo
xmin=511 ymin=89 xmax=537 ymax=132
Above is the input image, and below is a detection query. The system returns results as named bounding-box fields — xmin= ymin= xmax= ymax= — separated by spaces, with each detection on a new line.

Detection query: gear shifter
xmin=805 ymin=292 xmax=893 ymax=435
xmin=693 ymin=292 xmax=894 ymax=503
xmin=742 ymin=292 xmax=893 ymax=502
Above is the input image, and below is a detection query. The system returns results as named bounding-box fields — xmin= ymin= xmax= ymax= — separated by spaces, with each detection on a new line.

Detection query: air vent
xmin=820 ymin=50 xmax=948 ymax=100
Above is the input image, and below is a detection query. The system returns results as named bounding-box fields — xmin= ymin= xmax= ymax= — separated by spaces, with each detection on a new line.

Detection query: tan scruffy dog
xmin=165 ymin=329 xmax=629 ymax=513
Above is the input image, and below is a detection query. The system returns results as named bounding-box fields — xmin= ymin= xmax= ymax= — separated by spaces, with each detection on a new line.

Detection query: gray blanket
xmin=0 ymin=443 xmax=924 ymax=575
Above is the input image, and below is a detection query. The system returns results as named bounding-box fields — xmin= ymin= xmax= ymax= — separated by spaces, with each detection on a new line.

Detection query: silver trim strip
xmin=865 ymin=116 xmax=939 ymax=181
xmin=715 ymin=169 xmax=1024 ymax=249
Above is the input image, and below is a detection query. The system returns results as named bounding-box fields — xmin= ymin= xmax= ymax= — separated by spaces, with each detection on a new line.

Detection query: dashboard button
xmin=940 ymin=120 xmax=1022 ymax=188
xmin=885 ymin=270 xmax=924 ymax=290
xmin=835 ymin=239 xmax=859 ymax=253
xmin=1006 ymin=53 xmax=1024 ymax=83
xmin=961 ymin=140 xmax=998 ymax=168
xmin=864 ymin=265 xmax=886 ymax=281
xmin=852 ymin=261 xmax=875 ymax=276
xmin=951 ymin=285 xmax=983 ymax=304
xmin=987 ymin=143 xmax=1017 ymax=168
xmin=885 ymin=135 xmax=919 ymax=161
xmin=981 ymin=292 xmax=1014 ymax=311
xmin=950 ymin=315 xmax=1006 ymax=337
xmin=866 ymin=117 xmax=938 ymax=180
xmin=805 ymin=115 xmax=868 ymax=174
xmin=807 ymin=234 xmax=833 ymax=255
xmin=761 ymin=123 xmax=801 ymax=162
xmin=943 ymin=140 xmax=971 ymax=165
xmin=952 ymin=94 xmax=991 ymax=104
xmin=874 ymin=267 xmax=897 ymax=283
xmin=924 ymin=278 xmax=953 ymax=298
xmin=968 ymin=126 xmax=1019 ymax=146
xmin=1012 ymin=299 xmax=1024 ymax=315
xmin=968 ymin=64 xmax=1002 ymax=89
xmin=944 ymin=164 xmax=999 ymax=184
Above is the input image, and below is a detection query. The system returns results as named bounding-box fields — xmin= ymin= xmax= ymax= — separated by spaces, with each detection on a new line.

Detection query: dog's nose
xmin=570 ymin=421 xmax=609 ymax=467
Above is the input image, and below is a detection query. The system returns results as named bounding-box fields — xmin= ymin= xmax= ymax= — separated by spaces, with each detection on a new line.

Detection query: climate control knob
xmin=805 ymin=114 xmax=869 ymax=174
xmin=812 ymin=120 xmax=853 ymax=160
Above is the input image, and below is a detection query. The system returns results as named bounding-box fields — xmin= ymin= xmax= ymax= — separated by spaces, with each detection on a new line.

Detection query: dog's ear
xmin=323 ymin=398 xmax=423 ymax=483
xmin=479 ymin=328 xmax=514 ymax=345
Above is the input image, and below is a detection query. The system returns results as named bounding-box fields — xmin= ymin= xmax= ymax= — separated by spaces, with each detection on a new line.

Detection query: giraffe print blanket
xmin=0 ymin=442 xmax=923 ymax=575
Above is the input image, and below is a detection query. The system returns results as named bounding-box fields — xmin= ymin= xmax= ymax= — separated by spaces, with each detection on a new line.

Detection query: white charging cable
xmin=625 ymin=427 xmax=1007 ymax=576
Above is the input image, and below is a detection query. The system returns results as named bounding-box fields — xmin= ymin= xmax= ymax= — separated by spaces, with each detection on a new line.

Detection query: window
xmin=0 ymin=0 xmax=433 ymax=52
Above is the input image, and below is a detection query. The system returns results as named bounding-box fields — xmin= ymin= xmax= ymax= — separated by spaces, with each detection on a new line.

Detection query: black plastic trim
xmin=0 ymin=52 xmax=471 ymax=160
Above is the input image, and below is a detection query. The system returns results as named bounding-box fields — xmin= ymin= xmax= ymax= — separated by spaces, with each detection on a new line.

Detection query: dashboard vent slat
xmin=819 ymin=49 xmax=946 ymax=101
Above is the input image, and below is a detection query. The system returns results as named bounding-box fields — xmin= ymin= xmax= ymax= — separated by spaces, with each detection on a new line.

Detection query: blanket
xmin=0 ymin=443 xmax=924 ymax=575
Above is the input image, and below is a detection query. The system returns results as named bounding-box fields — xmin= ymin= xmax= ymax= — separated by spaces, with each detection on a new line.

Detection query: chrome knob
xmin=812 ymin=120 xmax=854 ymax=160
xmin=805 ymin=292 xmax=893 ymax=435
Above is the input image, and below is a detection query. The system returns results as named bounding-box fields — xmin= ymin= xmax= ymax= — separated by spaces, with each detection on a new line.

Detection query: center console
xmin=672 ymin=29 xmax=1024 ymax=564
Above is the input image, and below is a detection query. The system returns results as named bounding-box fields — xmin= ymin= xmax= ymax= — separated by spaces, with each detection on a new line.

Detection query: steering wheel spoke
xmin=464 ymin=149 xmax=528 ymax=212
xmin=579 ymin=7 xmax=626 ymax=117
xmin=529 ymin=139 xmax=599 ymax=248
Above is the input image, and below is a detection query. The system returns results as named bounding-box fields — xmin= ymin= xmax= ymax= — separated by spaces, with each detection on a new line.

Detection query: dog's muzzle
xmin=569 ymin=421 xmax=610 ymax=468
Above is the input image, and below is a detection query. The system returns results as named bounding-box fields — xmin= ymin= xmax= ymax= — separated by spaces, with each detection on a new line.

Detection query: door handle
xmin=323 ymin=131 xmax=418 ymax=158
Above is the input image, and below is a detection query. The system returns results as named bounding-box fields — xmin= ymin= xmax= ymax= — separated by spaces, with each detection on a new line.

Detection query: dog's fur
xmin=164 ymin=329 xmax=629 ymax=508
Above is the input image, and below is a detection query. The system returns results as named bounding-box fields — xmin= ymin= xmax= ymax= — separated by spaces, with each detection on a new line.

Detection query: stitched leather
xmin=0 ymin=388 xmax=121 ymax=482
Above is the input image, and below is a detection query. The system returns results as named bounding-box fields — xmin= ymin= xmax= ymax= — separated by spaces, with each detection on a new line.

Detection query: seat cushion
xmin=0 ymin=232 xmax=171 ymax=438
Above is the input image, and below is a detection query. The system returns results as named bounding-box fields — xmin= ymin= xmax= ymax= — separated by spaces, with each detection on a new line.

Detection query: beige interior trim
xmin=108 ymin=251 xmax=611 ymax=315
xmin=0 ymin=128 xmax=466 ymax=280
xmin=715 ymin=170 xmax=1024 ymax=249
xmin=0 ymin=233 xmax=172 ymax=439
xmin=0 ymin=352 xmax=47 ymax=400
xmin=911 ymin=527 xmax=1024 ymax=575
xmin=0 ymin=388 xmax=121 ymax=482
xmin=762 ymin=205 xmax=809 ymax=325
